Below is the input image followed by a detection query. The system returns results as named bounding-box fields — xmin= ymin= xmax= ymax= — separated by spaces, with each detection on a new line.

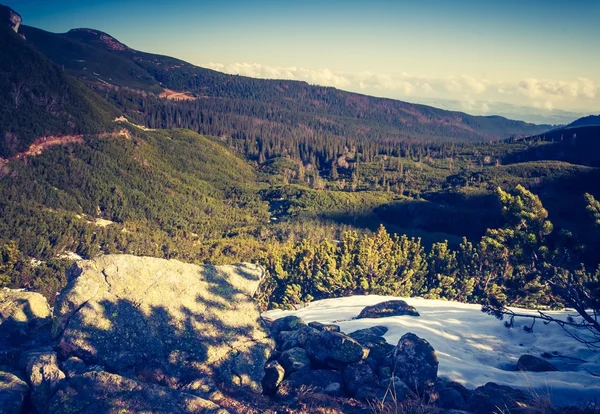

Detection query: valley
xmin=1 ymin=3 xmax=600 ymax=413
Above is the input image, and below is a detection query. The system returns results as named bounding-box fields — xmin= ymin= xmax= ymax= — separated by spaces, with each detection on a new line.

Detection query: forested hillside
xmin=0 ymin=15 xmax=117 ymax=157
xmin=20 ymin=24 xmax=550 ymax=150
xmin=1 ymin=4 xmax=599 ymax=330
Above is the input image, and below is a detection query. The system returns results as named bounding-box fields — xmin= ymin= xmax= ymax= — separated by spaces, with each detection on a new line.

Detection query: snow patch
xmin=263 ymin=295 xmax=600 ymax=406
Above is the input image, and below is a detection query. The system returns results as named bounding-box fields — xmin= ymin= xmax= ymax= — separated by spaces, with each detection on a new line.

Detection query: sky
xmin=7 ymin=0 xmax=600 ymax=121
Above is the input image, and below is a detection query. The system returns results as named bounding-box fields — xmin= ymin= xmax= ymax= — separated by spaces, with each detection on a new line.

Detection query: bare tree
xmin=11 ymin=81 xmax=24 ymax=108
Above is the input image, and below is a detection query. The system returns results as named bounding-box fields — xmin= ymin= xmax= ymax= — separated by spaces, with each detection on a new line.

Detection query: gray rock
xmin=0 ymin=289 xmax=51 ymax=350
xmin=49 ymin=370 xmax=225 ymax=414
xmin=438 ymin=387 xmax=467 ymax=410
xmin=0 ymin=369 xmax=29 ymax=414
xmin=393 ymin=333 xmax=438 ymax=393
xmin=349 ymin=325 xmax=388 ymax=338
xmin=380 ymin=376 xmax=409 ymax=402
xmin=343 ymin=362 xmax=378 ymax=395
xmin=349 ymin=330 xmax=395 ymax=369
xmin=277 ymin=325 xmax=317 ymax=351
xmin=467 ymin=382 xmax=531 ymax=414
xmin=21 ymin=349 xmax=66 ymax=411
xmin=180 ymin=376 xmax=224 ymax=402
xmin=60 ymin=356 xmax=87 ymax=379
xmin=270 ymin=315 xmax=305 ymax=335
xmin=279 ymin=347 xmax=311 ymax=375
xmin=308 ymin=321 xmax=340 ymax=332
xmin=276 ymin=369 xmax=342 ymax=401
xmin=517 ymin=354 xmax=558 ymax=372
xmin=324 ymin=382 xmax=342 ymax=396
xmin=262 ymin=360 xmax=285 ymax=394
xmin=53 ymin=255 xmax=273 ymax=393
xmin=356 ymin=300 xmax=419 ymax=319
xmin=354 ymin=386 xmax=388 ymax=402
xmin=305 ymin=330 xmax=369 ymax=367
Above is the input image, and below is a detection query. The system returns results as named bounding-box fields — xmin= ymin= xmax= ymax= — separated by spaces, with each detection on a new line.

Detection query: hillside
xmin=19 ymin=24 xmax=550 ymax=145
xmin=0 ymin=7 xmax=118 ymax=158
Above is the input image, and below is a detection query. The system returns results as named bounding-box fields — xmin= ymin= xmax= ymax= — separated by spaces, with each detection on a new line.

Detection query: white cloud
xmin=203 ymin=62 xmax=600 ymax=113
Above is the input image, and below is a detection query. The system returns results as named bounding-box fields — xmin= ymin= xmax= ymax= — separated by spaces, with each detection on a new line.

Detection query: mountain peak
xmin=66 ymin=28 xmax=130 ymax=51
xmin=0 ymin=4 xmax=22 ymax=33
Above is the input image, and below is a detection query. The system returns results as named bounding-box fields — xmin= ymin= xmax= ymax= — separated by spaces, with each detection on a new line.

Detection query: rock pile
xmin=262 ymin=314 xmax=439 ymax=403
xmin=262 ymin=306 xmax=560 ymax=414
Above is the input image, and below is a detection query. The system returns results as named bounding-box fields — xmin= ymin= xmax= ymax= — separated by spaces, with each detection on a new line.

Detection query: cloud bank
xmin=204 ymin=62 xmax=600 ymax=115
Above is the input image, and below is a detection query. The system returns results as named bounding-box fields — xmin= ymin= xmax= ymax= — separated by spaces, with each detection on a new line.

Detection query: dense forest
xmin=1 ymin=6 xmax=599 ymax=333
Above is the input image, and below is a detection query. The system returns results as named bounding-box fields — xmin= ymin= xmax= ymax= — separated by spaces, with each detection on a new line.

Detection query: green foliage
xmin=479 ymin=185 xmax=554 ymax=308
xmin=585 ymin=193 xmax=600 ymax=227
xmin=258 ymin=226 xmax=428 ymax=309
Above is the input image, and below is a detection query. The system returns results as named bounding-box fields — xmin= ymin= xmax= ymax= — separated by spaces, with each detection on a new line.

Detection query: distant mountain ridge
xmin=18 ymin=22 xmax=552 ymax=143
xmin=567 ymin=115 xmax=600 ymax=128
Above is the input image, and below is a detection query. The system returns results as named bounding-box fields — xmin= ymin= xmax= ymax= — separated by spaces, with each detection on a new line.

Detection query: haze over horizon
xmin=8 ymin=0 xmax=600 ymax=123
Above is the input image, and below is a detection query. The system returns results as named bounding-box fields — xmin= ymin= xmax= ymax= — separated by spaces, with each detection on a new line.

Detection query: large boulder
xmin=393 ymin=333 xmax=438 ymax=393
xmin=467 ymin=382 xmax=531 ymax=414
xmin=517 ymin=354 xmax=557 ymax=372
xmin=0 ymin=289 xmax=51 ymax=353
xmin=355 ymin=300 xmax=419 ymax=319
xmin=53 ymin=255 xmax=273 ymax=393
xmin=21 ymin=349 xmax=66 ymax=411
xmin=304 ymin=330 xmax=369 ymax=368
xmin=49 ymin=370 xmax=225 ymax=414
xmin=0 ymin=369 xmax=29 ymax=414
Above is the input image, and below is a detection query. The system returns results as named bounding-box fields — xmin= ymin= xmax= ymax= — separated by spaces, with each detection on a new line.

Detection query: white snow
xmin=263 ymin=295 xmax=600 ymax=406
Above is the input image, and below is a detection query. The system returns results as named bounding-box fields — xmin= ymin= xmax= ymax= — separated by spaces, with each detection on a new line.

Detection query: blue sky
xmin=7 ymin=0 xmax=600 ymax=117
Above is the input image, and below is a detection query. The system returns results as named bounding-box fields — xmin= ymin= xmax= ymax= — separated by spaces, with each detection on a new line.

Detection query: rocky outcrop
xmin=355 ymin=299 xmax=420 ymax=319
xmin=0 ymin=369 xmax=29 ymax=414
xmin=53 ymin=255 xmax=273 ymax=394
xmin=49 ymin=370 xmax=224 ymax=414
xmin=517 ymin=354 xmax=557 ymax=372
xmin=0 ymin=5 xmax=21 ymax=33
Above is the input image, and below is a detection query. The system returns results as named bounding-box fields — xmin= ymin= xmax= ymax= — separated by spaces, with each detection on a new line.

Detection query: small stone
xmin=308 ymin=321 xmax=340 ymax=332
xmin=349 ymin=325 xmax=388 ymax=337
xmin=324 ymin=382 xmax=342 ymax=396
xmin=60 ymin=357 xmax=87 ymax=379
xmin=380 ymin=376 xmax=409 ymax=402
xmin=262 ymin=360 xmax=285 ymax=393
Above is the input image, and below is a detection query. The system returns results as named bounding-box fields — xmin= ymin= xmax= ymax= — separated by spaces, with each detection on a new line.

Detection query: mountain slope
xmin=0 ymin=9 xmax=118 ymax=158
xmin=19 ymin=24 xmax=551 ymax=143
